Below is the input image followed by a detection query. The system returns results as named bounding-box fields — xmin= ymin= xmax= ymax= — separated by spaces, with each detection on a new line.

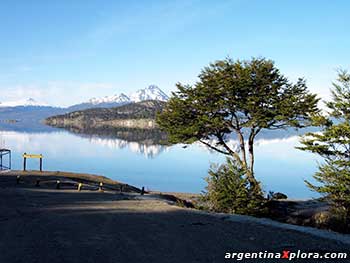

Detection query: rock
xmin=272 ymin=192 xmax=288 ymax=200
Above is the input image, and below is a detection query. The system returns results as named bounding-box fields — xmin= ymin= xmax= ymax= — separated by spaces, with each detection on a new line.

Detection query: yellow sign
xmin=23 ymin=154 xmax=43 ymax=159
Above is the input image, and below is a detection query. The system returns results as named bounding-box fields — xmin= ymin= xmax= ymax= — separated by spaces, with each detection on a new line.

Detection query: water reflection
xmin=58 ymin=126 xmax=169 ymax=159
xmin=59 ymin=125 xmax=168 ymax=145
xmin=0 ymin=124 xmax=322 ymax=198
xmin=87 ymin=136 xmax=168 ymax=158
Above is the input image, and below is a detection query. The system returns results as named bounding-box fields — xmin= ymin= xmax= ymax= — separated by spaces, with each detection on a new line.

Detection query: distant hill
xmin=0 ymin=98 xmax=66 ymax=128
xmin=0 ymin=106 xmax=67 ymax=126
xmin=45 ymin=100 xmax=166 ymax=130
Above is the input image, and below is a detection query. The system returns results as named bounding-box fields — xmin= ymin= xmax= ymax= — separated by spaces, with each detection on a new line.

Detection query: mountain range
xmin=0 ymin=85 xmax=169 ymax=125
xmin=0 ymin=85 xmax=168 ymax=110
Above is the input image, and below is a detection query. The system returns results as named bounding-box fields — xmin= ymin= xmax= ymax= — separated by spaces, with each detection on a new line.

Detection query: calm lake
xmin=0 ymin=125 xmax=321 ymax=199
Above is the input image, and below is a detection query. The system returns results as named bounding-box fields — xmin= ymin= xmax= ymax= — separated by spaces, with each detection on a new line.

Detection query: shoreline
xmin=1 ymin=169 xmax=344 ymax=234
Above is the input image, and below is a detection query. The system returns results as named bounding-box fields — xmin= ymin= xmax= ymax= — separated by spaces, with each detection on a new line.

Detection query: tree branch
xmin=199 ymin=139 xmax=230 ymax=155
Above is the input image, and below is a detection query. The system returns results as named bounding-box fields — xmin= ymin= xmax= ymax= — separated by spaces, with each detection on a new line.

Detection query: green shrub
xmin=312 ymin=209 xmax=350 ymax=233
xmin=202 ymin=158 xmax=267 ymax=216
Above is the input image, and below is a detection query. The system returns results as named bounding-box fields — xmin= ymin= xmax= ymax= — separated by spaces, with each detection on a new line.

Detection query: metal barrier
xmin=0 ymin=149 xmax=11 ymax=170
xmin=23 ymin=153 xmax=43 ymax=171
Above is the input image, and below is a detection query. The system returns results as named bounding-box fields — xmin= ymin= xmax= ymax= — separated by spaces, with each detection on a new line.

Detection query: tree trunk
xmin=248 ymin=140 xmax=254 ymax=175
xmin=247 ymin=140 xmax=257 ymax=186
xmin=237 ymin=132 xmax=248 ymax=169
xmin=247 ymin=128 xmax=259 ymax=187
xmin=237 ymin=132 xmax=258 ymax=186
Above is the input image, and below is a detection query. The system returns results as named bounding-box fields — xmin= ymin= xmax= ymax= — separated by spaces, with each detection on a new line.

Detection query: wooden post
xmin=39 ymin=157 xmax=43 ymax=172
xmin=23 ymin=153 xmax=27 ymax=171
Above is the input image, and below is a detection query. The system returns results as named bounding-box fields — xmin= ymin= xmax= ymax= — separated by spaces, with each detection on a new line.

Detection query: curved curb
xmin=207 ymin=211 xmax=350 ymax=245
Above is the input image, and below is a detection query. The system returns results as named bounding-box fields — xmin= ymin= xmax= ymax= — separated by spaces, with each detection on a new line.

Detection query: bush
xmin=202 ymin=158 xmax=267 ymax=216
xmin=306 ymin=160 xmax=350 ymax=231
xmin=312 ymin=209 xmax=350 ymax=233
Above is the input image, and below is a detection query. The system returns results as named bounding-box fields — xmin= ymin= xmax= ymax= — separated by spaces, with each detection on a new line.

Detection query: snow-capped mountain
xmin=68 ymin=85 xmax=168 ymax=111
xmin=89 ymin=93 xmax=131 ymax=105
xmin=87 ymin=85 xmax=168 ymax=105
xmin=0 ymin=98 xmax=48 ymax=107
xmin=129 ymin=85 xmax=169 ymax=102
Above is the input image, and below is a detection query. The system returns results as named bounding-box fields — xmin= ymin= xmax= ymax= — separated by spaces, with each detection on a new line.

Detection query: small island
xmin=45 ymin=100 xmax=166 ymax=130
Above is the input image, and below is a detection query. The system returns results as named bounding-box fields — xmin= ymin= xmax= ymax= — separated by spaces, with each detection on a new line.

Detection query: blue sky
xmin=0 ymin=0 xmax=349 ymax=107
